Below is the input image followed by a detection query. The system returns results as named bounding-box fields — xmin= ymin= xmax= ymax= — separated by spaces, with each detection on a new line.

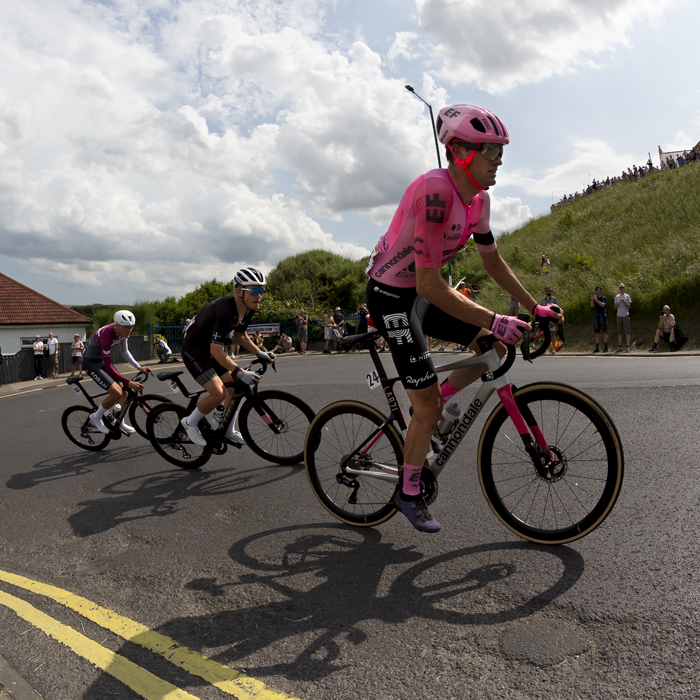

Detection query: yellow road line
xmin=0 ymin=569 xmax=301 ymax=700
xmin=0 ymin=589 xmax=199 ymax=700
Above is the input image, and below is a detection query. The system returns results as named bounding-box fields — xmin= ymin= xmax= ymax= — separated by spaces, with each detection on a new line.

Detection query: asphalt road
xmin=1 ymin=351 xmax=699 ymax=699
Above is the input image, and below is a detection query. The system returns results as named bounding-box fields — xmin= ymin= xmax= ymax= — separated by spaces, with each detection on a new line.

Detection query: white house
xmin=0 ymin=272 xmax=91 ymax=355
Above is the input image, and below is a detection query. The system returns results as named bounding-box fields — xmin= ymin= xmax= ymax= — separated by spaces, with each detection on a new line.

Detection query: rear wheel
xmin=129 ymin=394 xmax=170 ymax=438
xmin=239 ymin=390 xmax=315 ymax=465
xmin=304 ymin=401 xmax=402 ymax=527
xmin=146 ymin=403 xmax=212 ymax=469
xmin=61 ymin=406 xmax=111 ymax=451
xmin=478 ymin=383 xmax=624 ymax=545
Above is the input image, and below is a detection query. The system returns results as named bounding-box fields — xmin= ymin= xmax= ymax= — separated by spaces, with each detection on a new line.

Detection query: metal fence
xmin=148 ymin=315 xmax=364 ymax=354
xmin=0 ymin=337 xmax=151 ymax=385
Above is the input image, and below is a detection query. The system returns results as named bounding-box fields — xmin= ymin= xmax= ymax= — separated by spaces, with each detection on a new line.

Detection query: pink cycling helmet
xmin=436 ymin=105 xmax=509 ymax=146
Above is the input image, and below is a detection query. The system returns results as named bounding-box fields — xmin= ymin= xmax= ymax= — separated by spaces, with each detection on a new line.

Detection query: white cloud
xmin=490 ymin=196 xmax=532 ymax=234
xmin=500 ymin=138 xmax=642 ymax=197
xmin=410 ymin=0 xmax=676 ymax=93
xmin=664 ymin=131 xmax=695 ymax=151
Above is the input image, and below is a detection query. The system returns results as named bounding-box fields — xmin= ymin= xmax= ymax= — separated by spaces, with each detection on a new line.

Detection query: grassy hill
xmin=456 ymin=162 xmax=700 ymax=349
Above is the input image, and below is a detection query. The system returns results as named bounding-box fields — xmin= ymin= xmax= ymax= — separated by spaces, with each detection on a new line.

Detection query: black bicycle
xmin=304 ymin=305 xmax=624 ymax=546
xmin=146 ymin=359 xmax=315 ymax=469
xmin=62 ymin=371 xmax=169 ymax=451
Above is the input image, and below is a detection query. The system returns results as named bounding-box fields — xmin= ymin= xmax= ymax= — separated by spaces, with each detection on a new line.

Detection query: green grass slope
xmin=467 ymin=163 xmax=700 ymax=341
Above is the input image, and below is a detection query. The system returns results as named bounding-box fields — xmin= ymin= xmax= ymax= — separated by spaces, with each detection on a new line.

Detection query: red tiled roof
xmin=0 ymin=272 xmax=91 ymax=325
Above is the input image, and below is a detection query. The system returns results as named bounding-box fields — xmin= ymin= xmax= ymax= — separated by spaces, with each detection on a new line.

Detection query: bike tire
xmin=146 ymin=403 xmax=212 ymax=469
xmin=61 ymin=406 xmax=111 ymax=451
xmin=238 ymin=390 xmax=315 ymax=465
xmin=304 ymin=400 xmax=402 ymax=527
xmin=128 ymin=394 xmax=171 ymax=439
xmin=478 ymin=382 xmax=624 ymax=545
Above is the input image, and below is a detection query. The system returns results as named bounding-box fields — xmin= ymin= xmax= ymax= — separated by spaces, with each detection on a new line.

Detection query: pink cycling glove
xmin=490 ymin=313 xmax=528 ymax=345
xmin=532 ymin=304 xmax=561 ymax=318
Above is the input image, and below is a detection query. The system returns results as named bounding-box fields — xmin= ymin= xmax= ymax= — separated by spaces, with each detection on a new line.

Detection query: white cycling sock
xmin=94 ymin=405 xmax=107 ymax=420
xmin=187 ymin=407 xmax=207 ymax=427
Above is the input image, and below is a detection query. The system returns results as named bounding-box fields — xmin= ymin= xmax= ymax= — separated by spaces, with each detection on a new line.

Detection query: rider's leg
xmin=442 ymin=329 xmax=506 ymax=401
xmin=97 ymin=383 xmax=124 ymax=417
xmin=187 ymin=375 xmax=226 ymax=425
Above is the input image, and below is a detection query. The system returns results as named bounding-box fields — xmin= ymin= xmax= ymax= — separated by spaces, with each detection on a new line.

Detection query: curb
xmin=0 ymin=654 xmax=40 ymax=700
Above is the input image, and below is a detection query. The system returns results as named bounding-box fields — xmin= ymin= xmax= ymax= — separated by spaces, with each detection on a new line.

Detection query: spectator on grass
xmin=507 ymin=295 xmax=520 ymax=317
xmin=590 ymin=286 xmax=608 ymax=353
xmin=614 ymin=283 xmax=632 ymax=353
xmin=541 ymin=286 xmax=566 ymax=353
xmin=649 ymin=305 xmax=676 ymax=353
xmin=540 ymin=255 xmax=551 ymax=275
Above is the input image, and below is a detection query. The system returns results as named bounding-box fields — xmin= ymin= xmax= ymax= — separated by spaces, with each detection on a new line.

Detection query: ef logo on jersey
xmin=382 ymin=312 xmax=413 ymax=345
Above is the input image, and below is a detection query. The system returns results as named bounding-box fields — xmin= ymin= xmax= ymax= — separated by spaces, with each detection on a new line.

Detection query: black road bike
xmin=62 ymin=371 xmax=169 ymax=451
xmin=146 ymin=359 xmax=315 ymax=469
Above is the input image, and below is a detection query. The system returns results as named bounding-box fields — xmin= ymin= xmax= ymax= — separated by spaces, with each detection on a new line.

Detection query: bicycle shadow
xmin=67 ymin=464 xmax=300 ymax=537
xmin=5 ymin=444 xmax=155 ymax=491
xmin=81 ymin=522 xmax=584 ymax=697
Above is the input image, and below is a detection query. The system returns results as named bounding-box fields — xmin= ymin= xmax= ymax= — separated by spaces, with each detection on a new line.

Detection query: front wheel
xmin=61 ymin=405 xmax=111 ymax=451
xmin=304 ymin=401 xmax=403 ymax=527
xmin=239 ymin=390 xmax=315 ymax=465
xmin=478 ymin=383 xmax=624 ymax=545
xmin=129 ymin=394 xmax=170 ymax=439
xmin=146 ymin=403 xmax=212 ymax=469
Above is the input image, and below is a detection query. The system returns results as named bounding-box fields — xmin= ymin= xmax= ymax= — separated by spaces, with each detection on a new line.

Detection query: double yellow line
xmin=0 ymin=569 xmax=301 ymax=700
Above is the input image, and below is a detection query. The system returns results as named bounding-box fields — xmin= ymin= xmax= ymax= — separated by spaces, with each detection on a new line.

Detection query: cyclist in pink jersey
xmin=366 ymin=104 xmax=562 ymax=533
xmin=83 ymin=310 xmax=152 ymax=434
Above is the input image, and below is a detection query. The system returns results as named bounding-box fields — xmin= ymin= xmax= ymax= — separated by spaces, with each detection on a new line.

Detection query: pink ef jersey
xmin=366 ymin=169 xmax=495 ymax=288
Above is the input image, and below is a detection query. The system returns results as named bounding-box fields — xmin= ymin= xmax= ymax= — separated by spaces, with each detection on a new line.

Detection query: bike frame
xmin=341 ymin=335 xmax=554 ymax=485
xmin=156 ymin=361 xmax=286 ymax=442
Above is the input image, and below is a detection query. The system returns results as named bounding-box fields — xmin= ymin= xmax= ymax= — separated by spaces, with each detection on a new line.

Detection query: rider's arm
xmin=416 ymin=267 xmax=501 ymax=328
xmin=233 ymin=331 xmax=261 ymax=357
xmin=210 ymin=342 xmax=241 ymax=377
xmin=478 ymin=247 xmax=543 ymax=318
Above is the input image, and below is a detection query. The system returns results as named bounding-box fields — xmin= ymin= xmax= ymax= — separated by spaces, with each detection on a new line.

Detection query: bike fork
xmin=497 ymin=385 xmax=553 ymax=480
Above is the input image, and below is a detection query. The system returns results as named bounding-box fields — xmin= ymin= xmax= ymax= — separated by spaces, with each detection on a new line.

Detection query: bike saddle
xmin=157 ymin=371 xmax=184 ymax=381
xmin=66 ymin=376 xmax=83 ymax=385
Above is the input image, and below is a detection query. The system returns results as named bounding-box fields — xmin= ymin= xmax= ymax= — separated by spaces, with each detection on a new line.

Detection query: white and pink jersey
xmin=366 ymin=168 xmax=495 ymax=288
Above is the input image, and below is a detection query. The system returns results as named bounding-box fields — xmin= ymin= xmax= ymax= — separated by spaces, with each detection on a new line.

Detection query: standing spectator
xmin=182 ymin=317 xmax=194 ymax=335
xmin=614 ymin=283 xmax=632 ymax=352
xmin=332 ymin=306 xmax=345 ymax=352
xmin=297 ymin=308 xmax=309 ymax=354
xmin=590 ymin=286 xmax=608 ymax=353
xmin=32 ymin=335 xmax=44 ymax=380
xmin=649 ymin=305 xmax=676 ymax=353
xmin=357 ymin=303 xmax=368 ymax=334
xmin=323 ymin=311 xmax=336 ymax=354
xmin=540 ymin=254 xmax=551 ymax=275
xmin=47 ymin=331 xmax=59 ymax=378
xmin=71 ymin=334 xmax=85 ymax=376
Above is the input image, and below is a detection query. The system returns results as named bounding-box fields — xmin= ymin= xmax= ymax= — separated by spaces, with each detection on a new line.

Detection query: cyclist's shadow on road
xmin=90 ymin=523 xmax=584 ymax=692
xmin=5 ymin=445 xmax=154 ymax=491
xmin=66 ymin=463 xmax=299 ymax=537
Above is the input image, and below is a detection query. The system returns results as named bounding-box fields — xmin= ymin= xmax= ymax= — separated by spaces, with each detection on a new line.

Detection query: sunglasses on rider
xmin=456 ymin=141 xmax=504 ymax=162
xmin=244 ymin=287 xmax=265 ymax=296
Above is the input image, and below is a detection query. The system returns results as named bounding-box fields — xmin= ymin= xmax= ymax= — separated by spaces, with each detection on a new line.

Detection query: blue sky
xmin=0 ymin=0 xmax=698 ymax=304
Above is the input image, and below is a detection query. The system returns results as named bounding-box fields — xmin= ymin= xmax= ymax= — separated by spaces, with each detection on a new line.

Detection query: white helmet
xmin=114 ymin=309 xmax=136 ymax=326
xmin=234 ymin=267 xmax=266 ymax=286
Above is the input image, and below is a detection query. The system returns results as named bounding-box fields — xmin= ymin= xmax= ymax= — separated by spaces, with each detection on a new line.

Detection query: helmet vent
xmin=469 ymin=117 xmax=486 ymax=134
xmin=486 ymin=116 xmax=501 ymax=136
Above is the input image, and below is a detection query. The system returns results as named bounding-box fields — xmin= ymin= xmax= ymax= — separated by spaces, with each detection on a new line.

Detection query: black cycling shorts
xmin=366 ymin=279 xmax=481 ymax=391
xmin=83 ymin=357 xmax=117 ymax=391
xmin=182 ymin=345 xmax=229 ymax=387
